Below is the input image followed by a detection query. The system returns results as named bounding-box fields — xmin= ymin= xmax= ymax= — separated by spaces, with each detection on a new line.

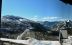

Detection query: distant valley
xmin=1 ymin=15 xmax=72 ymax=40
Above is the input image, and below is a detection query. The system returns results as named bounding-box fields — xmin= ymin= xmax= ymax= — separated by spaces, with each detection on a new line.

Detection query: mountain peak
xmin=3 ymin=15 xmax=23 ymax=20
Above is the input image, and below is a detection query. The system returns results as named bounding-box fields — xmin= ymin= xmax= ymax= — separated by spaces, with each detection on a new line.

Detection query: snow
xmin=19 ymin=19 xmax=23 ymax=21
xmin=27 ymin=38 xmax=60 ymax=45
xmin=0 ymin=38 xmax=28 ymax=44
xmin=0 ymin=38 xmax=60 ymax=45
xmin=0 ymin=36 xmax=72 ymax=45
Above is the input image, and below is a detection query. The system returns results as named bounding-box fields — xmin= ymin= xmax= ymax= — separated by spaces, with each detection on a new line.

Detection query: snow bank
xmin=27 ymin=38 xmax=60 ymax=45
xmin=0 ymin=36 xmax=72 ymax=45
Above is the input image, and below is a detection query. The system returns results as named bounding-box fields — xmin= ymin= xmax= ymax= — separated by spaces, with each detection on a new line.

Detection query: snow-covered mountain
xmin=38 ymin=21 xmax=59 ymax=30
xmin=1 ymin=15 xmax=49 ymax=39
xmin=1 ymin=15 xmax=72 ymax=40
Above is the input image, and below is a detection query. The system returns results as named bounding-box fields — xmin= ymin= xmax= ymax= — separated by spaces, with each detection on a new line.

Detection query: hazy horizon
xmin=2 ymin=0 xmax=72 ymax=21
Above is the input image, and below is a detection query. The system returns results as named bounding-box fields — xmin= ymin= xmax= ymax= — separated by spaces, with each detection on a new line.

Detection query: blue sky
xmin=2 ymin=0 xmax=72 ymax=21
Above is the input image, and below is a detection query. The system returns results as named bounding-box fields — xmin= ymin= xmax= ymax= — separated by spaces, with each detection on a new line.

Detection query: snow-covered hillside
xmin=0 ymin=36 xmax=72 ymax=45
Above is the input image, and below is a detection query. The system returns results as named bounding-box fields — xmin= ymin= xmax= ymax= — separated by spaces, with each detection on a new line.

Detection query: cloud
xmin=59 ymin=18 xmax=68 ymax=21
xmin=42 ymin=16 xmax=61 ymax=21
xmin=43 ymin=17 xmax=59 ymax=19
xmin=30 ymin=16 xmax=62 ymax=21
xmin=30 ymin=16 xmax=39 ymax=21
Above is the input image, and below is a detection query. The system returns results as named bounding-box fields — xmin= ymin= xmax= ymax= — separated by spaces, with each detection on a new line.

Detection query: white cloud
xmin=30 ymin=16 xmax=62 ymax=21
xmin=59 ymin=19 xmax=68 ymax=21
xmin=43 ymin=17 xmax=58 ymax=19
xmin=30 ymin=16 xmax=39 ymax=21
xmin=42 ymin=16 xmax=61 ymax=21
